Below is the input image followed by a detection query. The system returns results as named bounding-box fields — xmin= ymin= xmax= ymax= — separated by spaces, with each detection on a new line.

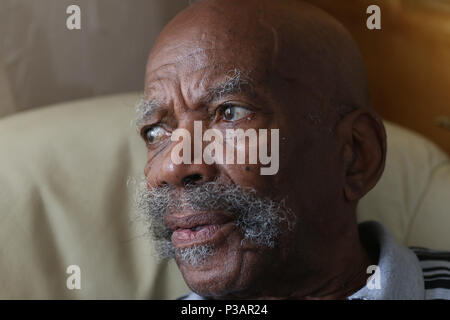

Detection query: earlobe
xmin=338 ymin=110 xmax=387 ymax=202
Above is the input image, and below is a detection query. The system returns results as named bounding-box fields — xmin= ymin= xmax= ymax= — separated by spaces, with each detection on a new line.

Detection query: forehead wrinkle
xmin=148 ymin=67 xmax=255 ymax=110
xmin=148 ymin=46 xmax=217 ymax=77
xmin=174 ymin=68 xmax=256 ymax=112
xmin=203 ymin=69 xmax=255 ymax=103
xmin=174 ymin=47 xmax=213 ymax=70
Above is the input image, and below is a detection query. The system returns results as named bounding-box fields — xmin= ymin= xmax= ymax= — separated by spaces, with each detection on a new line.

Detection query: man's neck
xmin=298 ymin=228 xmax=379 ymax=300
xmin=269 ymin=230 xmax=377 ymax=300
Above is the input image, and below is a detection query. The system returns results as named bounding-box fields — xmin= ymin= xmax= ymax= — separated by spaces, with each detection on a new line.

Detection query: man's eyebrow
xmin=135 ymin=69 xmax=253 ymax=128
xmin=135 ymin=98 xmax=164 ymax=128
xmin=204 ymin=68 xmax=254 ymax=103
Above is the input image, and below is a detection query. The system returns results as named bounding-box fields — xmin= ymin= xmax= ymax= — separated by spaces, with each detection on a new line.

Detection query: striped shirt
xmin=410 ymin=247 xmax=450 ymax=300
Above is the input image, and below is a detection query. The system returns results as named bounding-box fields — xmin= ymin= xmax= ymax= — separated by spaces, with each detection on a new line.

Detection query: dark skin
xmin=140 ymin=0 xmax=386 ymax=299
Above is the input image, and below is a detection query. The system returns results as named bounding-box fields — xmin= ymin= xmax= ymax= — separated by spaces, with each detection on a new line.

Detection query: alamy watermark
xmin=66 ymin=5 xmax=81 ymax=30
xmin=366 ymin=5 xmax=381 ymax=30
xmin=366 ymin=265 xmax=381 ymax=290
xmin=66 ymin=265 xmax=81 ymax=290
xmin=169 ymin=121 xmax=279 ymax=175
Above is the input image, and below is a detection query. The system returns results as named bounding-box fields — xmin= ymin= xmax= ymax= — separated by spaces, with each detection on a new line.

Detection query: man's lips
xmin=164 ymin=211 xmax=235 ymax=248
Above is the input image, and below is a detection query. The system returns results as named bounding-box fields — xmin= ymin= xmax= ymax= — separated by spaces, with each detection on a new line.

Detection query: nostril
xmin=182 ymin=174 xmax=203 ymax=186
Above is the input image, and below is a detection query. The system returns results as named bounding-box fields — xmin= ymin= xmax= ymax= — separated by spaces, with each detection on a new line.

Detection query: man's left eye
xmin=220 ymin=103 xmax=253 ymax=122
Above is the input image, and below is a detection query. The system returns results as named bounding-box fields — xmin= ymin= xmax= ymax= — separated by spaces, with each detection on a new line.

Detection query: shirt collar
xmin=347 ymin=220 xmax=425 ymax=300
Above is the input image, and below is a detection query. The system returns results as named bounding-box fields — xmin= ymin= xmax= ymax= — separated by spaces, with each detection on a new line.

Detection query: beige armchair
xmin=0 ymin=93 xmax=449 ymax=299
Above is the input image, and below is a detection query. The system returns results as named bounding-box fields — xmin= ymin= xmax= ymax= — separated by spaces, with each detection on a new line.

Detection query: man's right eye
xmin=142 ymin=125 xmax=170 ymax=144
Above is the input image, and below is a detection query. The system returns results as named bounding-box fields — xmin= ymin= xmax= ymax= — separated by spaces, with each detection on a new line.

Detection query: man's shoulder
xmin=410 ymin=247 xmax=450 ymax=300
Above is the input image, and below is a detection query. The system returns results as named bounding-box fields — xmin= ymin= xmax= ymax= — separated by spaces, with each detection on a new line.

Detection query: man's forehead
xmin=137 ymin=64 xmax=256 ymax=128
xmin=145 ymin=35 xmax=264 ymax=83
xmin=145 ymin=8 xmax=275 ymax=94
xmin=144 ymin=37 xmax=260 ymax=102
xmin=145 ymin=64 xmax=253 ymax=96
xmin=146 ymin=40 xmax=216 ymax=76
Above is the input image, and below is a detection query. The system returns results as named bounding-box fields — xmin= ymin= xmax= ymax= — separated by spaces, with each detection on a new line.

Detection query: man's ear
xmin=336 ymin=109 xmax=387 ymax=202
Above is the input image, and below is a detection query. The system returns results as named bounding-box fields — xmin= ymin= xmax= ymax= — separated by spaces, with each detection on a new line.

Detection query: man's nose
xmin=157 ymin=159 xmax=218 ymax=187
xmin=150 ymin=122 xmax=218 ymax=187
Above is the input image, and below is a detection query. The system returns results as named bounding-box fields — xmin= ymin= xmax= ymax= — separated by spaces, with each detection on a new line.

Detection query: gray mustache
xmin=149 ymin=181 xmax=268 ymax=216
xmin=135 ymin=177 xmax=296 ymax=261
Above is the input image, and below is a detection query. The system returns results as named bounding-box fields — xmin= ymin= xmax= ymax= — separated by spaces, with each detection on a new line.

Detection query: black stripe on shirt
xmin=424 ymin=274 xmax=450 ymax=280
xmin=423 ymin=266 xmax=450 ymax=273
xmin=424 ymin=279 xmax=450 ymax=290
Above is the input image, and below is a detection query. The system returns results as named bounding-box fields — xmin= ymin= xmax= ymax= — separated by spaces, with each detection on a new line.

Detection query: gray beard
xmin=134 ymin=177 xmax=296 ymax=266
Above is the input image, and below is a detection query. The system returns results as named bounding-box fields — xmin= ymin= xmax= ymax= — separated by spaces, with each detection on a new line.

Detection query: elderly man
xmin=135 ymin=0 xmax=450 ymax=300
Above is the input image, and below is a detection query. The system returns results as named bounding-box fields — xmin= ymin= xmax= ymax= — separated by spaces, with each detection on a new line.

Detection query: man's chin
xmin=173 ymin=228 xmax=247 ymax=297
xmin=177 ymin=252 xmax=243 ymax=298
xmin=174 ymin=231 xmax=275 ymax=298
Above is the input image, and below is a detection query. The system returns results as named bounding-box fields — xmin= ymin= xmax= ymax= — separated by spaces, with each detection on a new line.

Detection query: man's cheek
xmin=219 ymin=164 xmax=279 ymax=200
xmin=220 ymin=164 xmax=266 ymax=188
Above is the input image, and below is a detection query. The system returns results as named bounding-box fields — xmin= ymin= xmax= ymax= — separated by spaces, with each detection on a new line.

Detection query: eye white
xmin=223 ymin=105 xmax=252 ymax=121
xmin=146 ymin=125 xmax=168 ymax=143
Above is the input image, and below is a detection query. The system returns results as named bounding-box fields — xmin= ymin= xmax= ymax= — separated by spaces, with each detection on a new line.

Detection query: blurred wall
xmin=307 ymin=0 xmax=450 ymax=154
xmin=0 ymin=53 xmax=15 ymax=117
xmin=0 ymin=0 xmax=188 ymax=115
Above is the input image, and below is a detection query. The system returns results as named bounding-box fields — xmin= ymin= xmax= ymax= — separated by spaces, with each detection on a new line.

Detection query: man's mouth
xmin=165 ymin=211 xmax=236 ymax=248
xmin=171 ymin=224 xmax=228 ymax=246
